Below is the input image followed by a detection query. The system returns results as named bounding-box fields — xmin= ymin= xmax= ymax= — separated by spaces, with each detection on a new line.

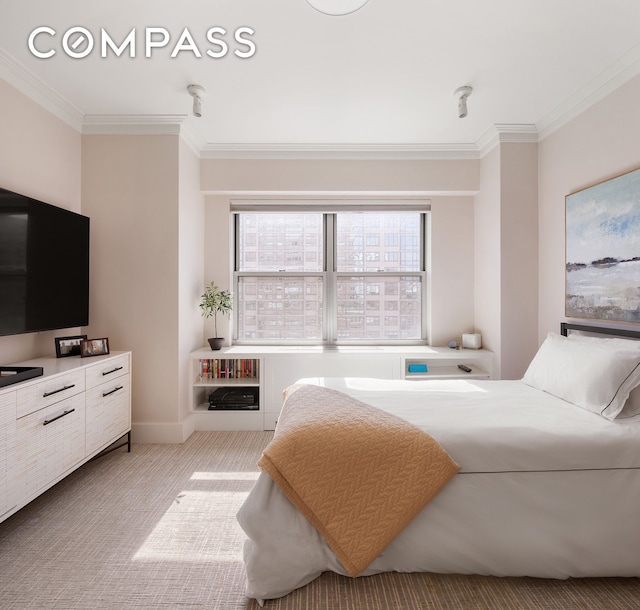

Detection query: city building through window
xmin=233 ymin=206 xmax=428 ymax=344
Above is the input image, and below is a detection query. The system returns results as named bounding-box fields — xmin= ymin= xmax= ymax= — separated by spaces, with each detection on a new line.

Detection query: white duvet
xmin=237 ymin=378 xmax=640 ymax=603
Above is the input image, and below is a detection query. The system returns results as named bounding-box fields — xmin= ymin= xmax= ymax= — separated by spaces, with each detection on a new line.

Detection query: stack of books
xmin=199 ymin=358 xmax=259 ymax=380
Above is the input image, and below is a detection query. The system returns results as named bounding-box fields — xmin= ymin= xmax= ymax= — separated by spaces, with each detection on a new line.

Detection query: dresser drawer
xmin=15 ymin=393 xmax=85 ymax=501
xmin=0 ymin=391 xmax=17 ymax=517
xmin=86 ymin=376 xmax=131 ymax=455
xmin=16 ymin=369 xmax=85 ymax=419
xmin=85 ymin=354 xmax=130 ymax=390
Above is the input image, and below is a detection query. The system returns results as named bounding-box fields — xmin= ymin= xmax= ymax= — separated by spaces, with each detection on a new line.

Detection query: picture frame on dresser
xmin=55 ymin=335 xmax=87 ymax=358
xmin=80 ymin=337 xmax=110 ymax=357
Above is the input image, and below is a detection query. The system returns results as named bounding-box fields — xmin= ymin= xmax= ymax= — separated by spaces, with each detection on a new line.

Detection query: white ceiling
xmin=2 ymin=0 xmax=640 ymax=157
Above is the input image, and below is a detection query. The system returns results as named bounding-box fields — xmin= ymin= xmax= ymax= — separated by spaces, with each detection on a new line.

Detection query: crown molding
xmin=82 ymin=114 xmax=187 ymax=135
xmin=180 ymin=120 xmax=208 ymax=156
xmin=196 ymin=126 xmax=541 ymax=160
xmin=494 ymin=123 xmax=539 ymax=142
xmin=198 ymin=142 xmax=483 ymax=160
xmin=476 ymin=124 xmax=538 ymax=156
xmin=0 ymin=48 xmax=84 ymax=130
xmin=537 ymin=41 xmax=640 ymax=140
xmin=79 ymin=118 xmax=543 ymax=158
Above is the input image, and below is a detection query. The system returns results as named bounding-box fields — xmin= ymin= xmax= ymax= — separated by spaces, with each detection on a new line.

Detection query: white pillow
xmin=567 ymin=332 xmax=640 ymax=420
xmin=567 ymin=332 xmax=640 ymax=351
xmin=617 ymin=387 xmax=640 ymax=420
xmin=523 ymin=332 xmax=640 ymax=420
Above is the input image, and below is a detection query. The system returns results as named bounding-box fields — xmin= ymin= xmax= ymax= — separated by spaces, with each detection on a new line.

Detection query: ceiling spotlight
xmin=187 ymin=84 xmax=206 ymax=118
xmin=454 ymin=86 xmax=473 ymax=119
xmin=306 ymin=0 xmax=370 ymax=16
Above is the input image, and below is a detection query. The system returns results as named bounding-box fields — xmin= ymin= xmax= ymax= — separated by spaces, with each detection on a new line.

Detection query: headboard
xmin=561 ymin=322 xmax=640 ymax=340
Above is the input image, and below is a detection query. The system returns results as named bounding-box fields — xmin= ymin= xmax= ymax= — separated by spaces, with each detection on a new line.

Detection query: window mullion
xmin=324 ymin=214 xmax=336 ymax=343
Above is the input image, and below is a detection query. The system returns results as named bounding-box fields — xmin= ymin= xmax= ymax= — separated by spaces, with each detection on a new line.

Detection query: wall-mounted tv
xmin=0 ymin=187 xmax=90 ymax=337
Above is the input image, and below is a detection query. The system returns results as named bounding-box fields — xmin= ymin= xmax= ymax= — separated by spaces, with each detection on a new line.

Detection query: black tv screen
xmin=0 ymin=187 xmax=90 ymax=337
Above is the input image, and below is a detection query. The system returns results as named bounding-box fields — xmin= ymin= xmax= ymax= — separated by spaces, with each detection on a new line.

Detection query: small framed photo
xmin=55 ymin=335 xmax=88 ymax=358
xmin=80 ymin=337 xmax=110 ymax=358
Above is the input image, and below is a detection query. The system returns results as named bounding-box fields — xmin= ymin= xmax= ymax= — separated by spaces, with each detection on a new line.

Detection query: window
xmin=233 ymin=206 xmax=428 ymax=343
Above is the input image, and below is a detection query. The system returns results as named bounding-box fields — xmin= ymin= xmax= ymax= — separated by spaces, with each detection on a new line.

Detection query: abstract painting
xmin=566 ymin=167 xmax=640 ymax=322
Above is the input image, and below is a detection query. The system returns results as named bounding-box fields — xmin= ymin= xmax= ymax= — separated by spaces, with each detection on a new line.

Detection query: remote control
xmin=457 ymin=364 xmax=472 ymax=373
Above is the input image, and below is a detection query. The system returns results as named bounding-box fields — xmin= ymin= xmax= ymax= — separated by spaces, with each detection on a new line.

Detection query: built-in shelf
xmin=190 ymin=350 xmax=263 ymax=430
xmin=189 ymin=346 xmax=495 ymax=432
xmin=404 ymin=357 xmax=491 ymax=380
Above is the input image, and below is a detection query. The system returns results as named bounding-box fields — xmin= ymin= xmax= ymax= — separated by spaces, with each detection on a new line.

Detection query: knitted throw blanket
xmin=258 ymin=383 xmax=460 ymax=576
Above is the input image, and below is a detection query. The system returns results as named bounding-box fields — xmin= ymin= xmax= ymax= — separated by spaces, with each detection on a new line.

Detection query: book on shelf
xmin=198 ymin=358 xmax=260 ymax=380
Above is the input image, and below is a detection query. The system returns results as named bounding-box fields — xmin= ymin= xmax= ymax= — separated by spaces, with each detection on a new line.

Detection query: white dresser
xmin=0 ymin=351 xmax=131 ymax=524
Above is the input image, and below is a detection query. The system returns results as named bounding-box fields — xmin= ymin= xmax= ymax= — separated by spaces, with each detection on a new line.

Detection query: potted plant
xmin=199 ymin=281 xmax=233 ymax=350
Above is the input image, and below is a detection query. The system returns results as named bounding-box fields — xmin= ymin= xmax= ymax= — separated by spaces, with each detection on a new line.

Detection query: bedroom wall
xmin=82 ymin=134 xmax=185 ymax=443
xmin=474 ymin=142 xmax=539 ymax=380
xmin=200 ymin=158 xmax=480 ymax=193
xmin=202 ymin=192 xmax=477 ymax=347
xmin=203 ymin=195 xmax=233 ymax=343
xmin=474 ymin=146 xmax=502 ymax=374
xmin=499 ymin=142 xmax=539 ymax=378
xmin=428 ymin=196 xmax=476 ymax=345
xmin=201 ymin=158 xmax=480 ymax=347
xmin=0 ymin=78 xmax=82 ymax=365
xmin=178 ymin=139 xmax=205 ymax=430
xmin=538 ymin=74 xmax=640 ymax=342
xmin=0 ymin=81 xmax=198 ymax=442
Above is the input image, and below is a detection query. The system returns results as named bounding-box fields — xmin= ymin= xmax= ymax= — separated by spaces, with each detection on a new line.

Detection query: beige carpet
xmin=0 ymin=431 xmax=638 ymax=609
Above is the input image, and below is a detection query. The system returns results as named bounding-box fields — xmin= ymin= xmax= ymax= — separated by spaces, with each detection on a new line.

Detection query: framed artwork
xmin=55 ymin=335 xmax=87 ymax=358
xmin=80 ymin=337 xmax=110 ymax=358
xmin=566 ymin=167 xmax=640 ymax=323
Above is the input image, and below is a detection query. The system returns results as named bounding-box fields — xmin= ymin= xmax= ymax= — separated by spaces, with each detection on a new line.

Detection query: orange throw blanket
xmin=258 ymin=383 xmax=460 ymax=577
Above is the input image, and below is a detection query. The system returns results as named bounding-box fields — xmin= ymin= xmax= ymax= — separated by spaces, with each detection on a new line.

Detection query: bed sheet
xmin=237 ymin=378 xmax=640 ymax=603
xmin=293 ymin=378 xmax=640 ymax=472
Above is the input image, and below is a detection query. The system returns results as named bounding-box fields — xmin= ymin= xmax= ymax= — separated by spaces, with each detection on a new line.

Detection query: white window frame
xmin=231 ymin=200 xmax=431 ymax=346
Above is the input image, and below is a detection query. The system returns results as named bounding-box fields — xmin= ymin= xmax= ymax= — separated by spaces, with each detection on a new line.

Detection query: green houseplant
xmin=199 ymin=281 xmax=233 ymax=350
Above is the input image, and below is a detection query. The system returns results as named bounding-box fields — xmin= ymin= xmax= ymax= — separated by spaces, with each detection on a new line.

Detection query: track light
xmin=187 ymin=84 xmax=206 ymax=118
xmin=454 ymin=86 xmax=473 ymax=119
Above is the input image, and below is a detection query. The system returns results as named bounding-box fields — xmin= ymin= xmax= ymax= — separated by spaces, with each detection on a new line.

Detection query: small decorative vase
xmin=208 ymin=338 xmax=224 ymax=351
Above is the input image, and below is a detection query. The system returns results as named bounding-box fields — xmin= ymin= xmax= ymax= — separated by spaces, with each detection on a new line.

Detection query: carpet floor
xmin=0 ymin=431 xmax=638 ymax=609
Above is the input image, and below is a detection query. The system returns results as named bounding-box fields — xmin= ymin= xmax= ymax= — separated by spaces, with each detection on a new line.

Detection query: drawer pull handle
xmin=103 ymin=385 xmax=124 ymax=398
xmin=43 ymin=409 xmax=75 ymax=426
xmin=43 ymin=384 xmax=75 ymax=398
xmin=102 ymin=366 xmax=124 ymax=376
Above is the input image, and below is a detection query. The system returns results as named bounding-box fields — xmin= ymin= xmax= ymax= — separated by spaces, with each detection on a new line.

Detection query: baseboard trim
xmin=131 ymin=416 xmax=194 ymax=444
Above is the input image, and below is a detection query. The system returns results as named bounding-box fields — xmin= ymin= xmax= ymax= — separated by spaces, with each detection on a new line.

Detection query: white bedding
xmin=237 ymin=377 xmax=640 ymax=603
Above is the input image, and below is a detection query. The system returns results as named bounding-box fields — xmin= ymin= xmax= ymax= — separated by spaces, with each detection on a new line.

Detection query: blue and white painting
xmin=566 ymin=167 xmax=640 ymax=322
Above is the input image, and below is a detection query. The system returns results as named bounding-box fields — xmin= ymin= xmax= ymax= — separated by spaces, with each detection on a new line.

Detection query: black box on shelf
xmin=208 ymin=386 xmax=259 ymax=410
xmin=0 ymin=366 xmax=44 ymax=388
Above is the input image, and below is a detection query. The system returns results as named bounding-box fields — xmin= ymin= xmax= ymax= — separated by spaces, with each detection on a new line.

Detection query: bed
xmin=237 ymin=324 xmax=640 ymax=604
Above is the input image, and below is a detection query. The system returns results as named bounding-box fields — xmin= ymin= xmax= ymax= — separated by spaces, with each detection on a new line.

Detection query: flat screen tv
xmin=0 ymin=187 xmax=90 ymax=337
